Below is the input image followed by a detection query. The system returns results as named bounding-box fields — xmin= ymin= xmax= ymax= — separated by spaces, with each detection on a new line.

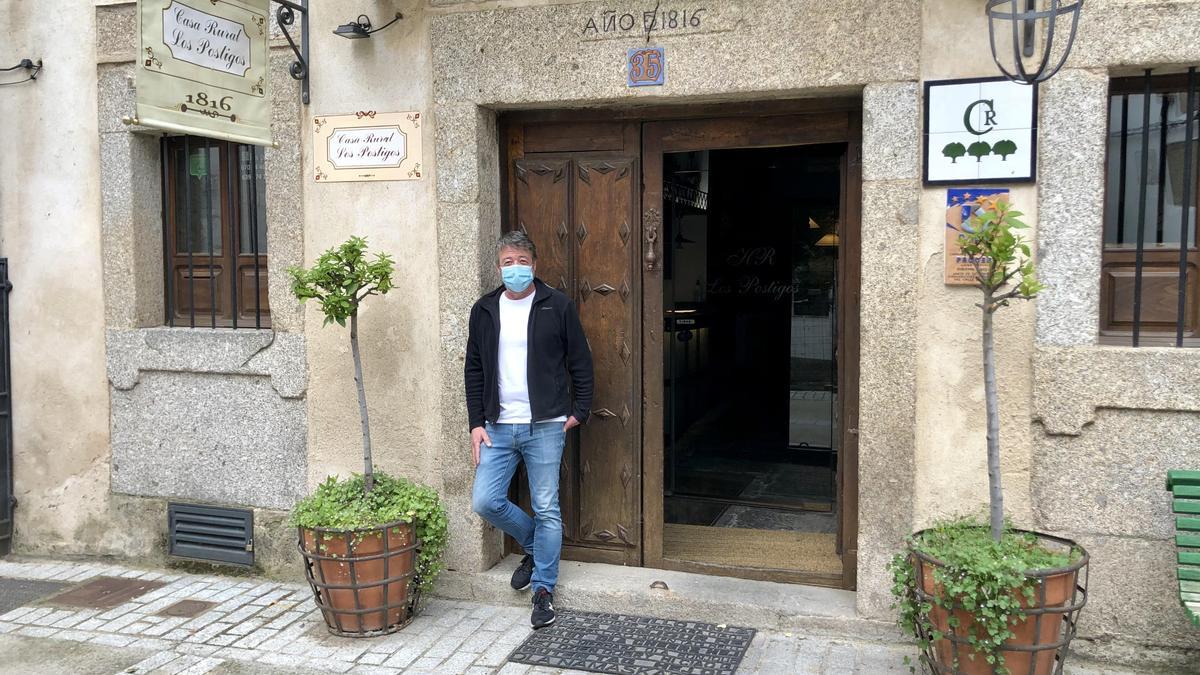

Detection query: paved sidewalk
xmin=0 ymin=558 xmax=1139 ymax=674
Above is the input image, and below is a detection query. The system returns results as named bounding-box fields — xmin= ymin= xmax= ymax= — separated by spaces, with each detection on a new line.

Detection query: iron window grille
xmin=1102 ymin=69 xmax=1200 ymax=347
xmin=161 ymin=136 xmax=269 ymax=329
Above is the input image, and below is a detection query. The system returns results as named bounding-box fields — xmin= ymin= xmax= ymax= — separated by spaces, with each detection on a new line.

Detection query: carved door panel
xmin=504 ymin=122 xmax=642 ymax=566
xmin=512 ymin=159 xmax=572 ymax=295
xmin=571 ymin=157 xmax=640 ymax=562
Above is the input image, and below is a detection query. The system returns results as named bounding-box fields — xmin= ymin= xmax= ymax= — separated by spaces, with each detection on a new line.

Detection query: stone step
xmin=432 ymin=555 xmax=905 ymax=644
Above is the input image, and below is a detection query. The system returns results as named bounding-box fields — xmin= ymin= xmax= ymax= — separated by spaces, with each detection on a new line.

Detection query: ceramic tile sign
xmin=945 ymin=187 xmax=1010 ymax=286
xmin=312 ymin=111 xmax=422 ymax=183
xmin=924 ymin=77 xmax=1037 ymax=185
xmin=627 ymin=47 xmax=666 ymax=87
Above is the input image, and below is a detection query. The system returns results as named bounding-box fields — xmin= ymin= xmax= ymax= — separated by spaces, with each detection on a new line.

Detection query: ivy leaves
xmin=287 ymin=236 xmax=395 ymax=327
xmin=889 ymin=520 xmax=1076 ymax=674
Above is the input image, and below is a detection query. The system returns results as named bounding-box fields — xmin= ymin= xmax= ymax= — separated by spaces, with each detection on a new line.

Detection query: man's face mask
xmin=501 ymin=264 xmax=534 ymax=293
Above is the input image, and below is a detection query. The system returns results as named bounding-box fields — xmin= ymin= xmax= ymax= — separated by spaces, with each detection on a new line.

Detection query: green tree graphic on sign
xmin=968 ymin=141 xmax=993 ymax=163
xmin=992 ymin=139 xmax=1018 ymax=160
xmin=942 ymin=142 xmax=967 ymax=163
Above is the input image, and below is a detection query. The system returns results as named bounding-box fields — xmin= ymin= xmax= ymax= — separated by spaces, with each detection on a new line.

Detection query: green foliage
xmin=991 ymin=139 xmax=1018 ymax=160
xmin=967 ymin=141 xmax=993 ymax=162
xmin=942 ymin=142 xmax=967 ymax=163
xmin=889 ymin=520 xmax=1077 ymax=675
xmin=288 ymin=236 xmax=395 ymax=327
xmin=292 ymin=472 xmax=449 ymax=592
xmin=953 ymin=196 xmax=1043 ymax=310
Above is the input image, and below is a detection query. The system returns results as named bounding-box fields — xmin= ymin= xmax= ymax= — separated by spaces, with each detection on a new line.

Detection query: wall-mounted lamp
xmin=334 ymin=12 xmax=403 ymax=39
xmin=986 ymin=0 xmax=1084 ymax=84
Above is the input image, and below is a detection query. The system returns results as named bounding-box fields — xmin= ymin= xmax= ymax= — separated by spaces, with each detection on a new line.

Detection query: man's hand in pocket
xmin=471 ymin=426 xmax=491 ymax=467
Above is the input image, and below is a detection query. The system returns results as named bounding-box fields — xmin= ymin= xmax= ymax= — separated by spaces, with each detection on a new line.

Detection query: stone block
xmin=1034 ymin=69 xmax=1108 ymax=347
xmin=96 ymin=3 xmax=136 ymax=63
xmin=1070 ymin=0 xmax=1200 ymax=69
xmin=99 ymin=126 xmax=164 ymax=330
xmin=435 ymin=104 xmax=496 ymax=205
xmin=1033 ymin=408 xmax=1200 ymax=539
xmin=1057 ymin=532 xmax=1200 ymax=652
xmin=863 ymin=82 xmax=920 ymax=182
xmin=111 ymin=370 xmax=306 ymax=511
xmin=106 ymin=328 xmax=307 ymax=399
xmin=430 ymin=0 xmax=920 ymax=106
xmin=97 ymin=64 xmax=136 ymax=134
xmin=856 ymin=179 xmax=921 ymax=618
xmin=263 ymin=52 xmax=305 ymax=334
xmin=1034 ymin=346 xmax=1200 ymax=435
xmin=99 ymin=131 xmax=138 ymax=330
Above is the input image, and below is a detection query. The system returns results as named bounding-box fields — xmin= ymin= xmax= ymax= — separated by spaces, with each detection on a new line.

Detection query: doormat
xmin=0 ymin=577 xmax=69 ymax=614
xmin=508 ymin=610 xmax=756 ymax=675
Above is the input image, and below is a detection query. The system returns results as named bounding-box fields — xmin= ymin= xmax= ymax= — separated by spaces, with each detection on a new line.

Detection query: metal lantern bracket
xmin=273 ymin=0 xmax=310 ymax=105
xmin=986 ymin=0 xmax=1083 ymax=85
xmin=0 ymin=59 xmax=42 ymax=87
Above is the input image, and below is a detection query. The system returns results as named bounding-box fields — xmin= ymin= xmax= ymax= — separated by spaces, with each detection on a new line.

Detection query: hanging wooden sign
xmin=136 ymin=0 xmax=272 ymax=146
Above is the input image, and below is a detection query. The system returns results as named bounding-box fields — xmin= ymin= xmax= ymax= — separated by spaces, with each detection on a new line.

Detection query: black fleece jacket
xmin=464 ymin=279 xmax=594 ymax=430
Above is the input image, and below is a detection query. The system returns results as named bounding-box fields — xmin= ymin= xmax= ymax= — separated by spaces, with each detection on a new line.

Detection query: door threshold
xmin=434 ymin=554 xmax=900 ymax=642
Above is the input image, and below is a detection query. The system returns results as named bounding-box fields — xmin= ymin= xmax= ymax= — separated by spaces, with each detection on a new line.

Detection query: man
xmin=465 ymin=230 xmax=594 ymax=629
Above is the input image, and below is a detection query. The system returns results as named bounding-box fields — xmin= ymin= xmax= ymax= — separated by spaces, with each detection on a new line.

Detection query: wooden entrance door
xmin=501 ymin=121 xmax=643 ymax=566
xmin=641 ymin=112 xmax=862 ymax=589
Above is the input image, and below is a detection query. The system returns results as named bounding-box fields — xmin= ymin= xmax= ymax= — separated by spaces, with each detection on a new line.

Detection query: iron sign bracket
xmin=272 ymin=0 xmax=310 ymax=105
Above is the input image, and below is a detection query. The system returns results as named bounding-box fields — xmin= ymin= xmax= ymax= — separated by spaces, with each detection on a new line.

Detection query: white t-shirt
xmin=496 ymin=292 xmax=568 ymax=424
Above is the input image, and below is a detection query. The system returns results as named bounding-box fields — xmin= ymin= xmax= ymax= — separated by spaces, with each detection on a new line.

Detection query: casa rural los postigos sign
xmin=923 ymin=77 xmax=1037 ymax=185
xmin=136 ymin=0 xmax=272 ymax=146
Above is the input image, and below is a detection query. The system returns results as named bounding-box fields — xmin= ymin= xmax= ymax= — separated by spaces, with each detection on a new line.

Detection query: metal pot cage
xmin=298 ymin=521 xmax=424 ymax=637
xmin=908 ymin=530 xmax=1090 ymax=675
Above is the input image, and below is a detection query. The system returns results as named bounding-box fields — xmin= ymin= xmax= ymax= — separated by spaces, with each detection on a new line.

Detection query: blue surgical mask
xmin=501 ymin=264 xmax=534 ymax=293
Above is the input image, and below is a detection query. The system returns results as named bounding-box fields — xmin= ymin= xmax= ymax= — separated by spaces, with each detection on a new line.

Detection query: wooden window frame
xmin=162 ymin=136 xmax=270 ymax=329
xmin=1100 ymin=75 xmax=1200 ymax=346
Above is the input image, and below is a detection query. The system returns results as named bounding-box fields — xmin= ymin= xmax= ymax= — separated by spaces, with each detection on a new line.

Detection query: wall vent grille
xmin=168 ymin=503 xmax=254 ymax=566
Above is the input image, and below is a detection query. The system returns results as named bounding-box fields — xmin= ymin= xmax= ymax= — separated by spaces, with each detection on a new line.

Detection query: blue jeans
xmin=471 ymin=421 xmax=565 ymax=593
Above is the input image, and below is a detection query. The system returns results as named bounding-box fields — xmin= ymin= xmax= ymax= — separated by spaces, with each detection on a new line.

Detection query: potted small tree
xmin=890 ymin=196 xmax=1089 ymax=674
xmin=288 ymin=236 xmax=448 ymax=637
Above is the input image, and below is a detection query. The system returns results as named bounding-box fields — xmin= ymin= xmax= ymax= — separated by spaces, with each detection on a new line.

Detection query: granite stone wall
xmin=429 ymin=0 xmax=924 ymax=615
xmin=94 ymin=2 xmax=307 ymax=556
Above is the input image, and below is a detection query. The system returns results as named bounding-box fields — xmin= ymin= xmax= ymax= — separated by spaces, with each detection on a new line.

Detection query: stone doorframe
xmin=428 ymin=2 xmax=922 ymax=618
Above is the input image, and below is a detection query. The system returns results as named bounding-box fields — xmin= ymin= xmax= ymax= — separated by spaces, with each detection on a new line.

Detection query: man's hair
xmin=497 ymin=230 xmax=537 ymax=262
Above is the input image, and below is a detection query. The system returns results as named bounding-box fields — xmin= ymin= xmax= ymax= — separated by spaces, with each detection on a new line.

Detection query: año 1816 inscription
xmin=583 ymin=7 xmax=707 ymax=36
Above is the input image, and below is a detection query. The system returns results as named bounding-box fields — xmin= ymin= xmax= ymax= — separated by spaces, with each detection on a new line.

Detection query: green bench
xmin=1167 ymin=470 xmax=1200 ymax=627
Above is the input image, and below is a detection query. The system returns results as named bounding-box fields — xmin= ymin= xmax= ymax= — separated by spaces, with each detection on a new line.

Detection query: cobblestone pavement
xmin=0 ymin=559 xmax=1139 ymax=674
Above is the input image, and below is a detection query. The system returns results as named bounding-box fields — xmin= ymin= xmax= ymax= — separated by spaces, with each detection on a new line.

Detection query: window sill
xmin=106 ymin=327 xmax=306 ymax=399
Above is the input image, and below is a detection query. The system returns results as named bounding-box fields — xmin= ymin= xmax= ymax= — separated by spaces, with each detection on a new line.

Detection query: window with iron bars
xmin=1102 ymin=70 xmax=1199 ymax=347
xmin=162 ymin=136 xmax=269 ymax=329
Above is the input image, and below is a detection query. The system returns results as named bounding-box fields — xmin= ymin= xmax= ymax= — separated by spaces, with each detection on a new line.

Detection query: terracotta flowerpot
xmin=910 ymin=530 xmax=1089 ymax=675
xmin=299 ymin=521 xmax=420 ymax=636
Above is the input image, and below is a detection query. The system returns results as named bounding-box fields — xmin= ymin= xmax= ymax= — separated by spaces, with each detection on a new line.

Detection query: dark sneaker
xmin=531 ymin=588 xmax=556 ymax=629
xmin=510 ymin=554 xmax=534 ymax=590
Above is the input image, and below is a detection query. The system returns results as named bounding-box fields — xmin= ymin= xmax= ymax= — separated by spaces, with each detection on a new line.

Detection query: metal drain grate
xmin=46 ymin=576 xmax=166 ymax=609
xmin=168 ymin=503 xmax=254 ymax=566
xmin=157 ymin=599 xmax=216 ymax=618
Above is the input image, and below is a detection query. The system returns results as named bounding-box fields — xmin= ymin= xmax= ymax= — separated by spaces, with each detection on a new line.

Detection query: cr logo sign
xmin=964 ymin=99 xmax=997 ymax=135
